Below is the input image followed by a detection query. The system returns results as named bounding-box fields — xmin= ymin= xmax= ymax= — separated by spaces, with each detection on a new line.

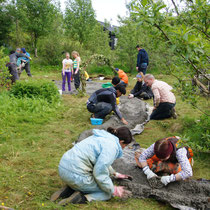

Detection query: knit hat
xmin=154 ymin=140 xmax=173 ymax=159
xmin=21 ymin=48 xmax=26 ymax=53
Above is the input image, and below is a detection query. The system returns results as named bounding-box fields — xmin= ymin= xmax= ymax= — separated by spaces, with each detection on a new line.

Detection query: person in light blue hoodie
xmin=51 ymin=127 xmax=133 ymax=205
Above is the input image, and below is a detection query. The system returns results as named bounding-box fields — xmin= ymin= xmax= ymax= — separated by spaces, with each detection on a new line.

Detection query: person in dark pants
xmin=144 ymin=74 xmax=177 ymax=120
xmin=72 ymin=51 xmax=81 ymax=90
xmin=6 ymin=49 xmax=30 ymax=83
xmin=87 ymin=84 xmax=128 ymax=125
xmin=20 ymin=48 xmax=32 ymax=77
xmin=136 ymin=45 xmax=149 ymax=75
xmin=128 ymin=73 xmax=153 ymax=100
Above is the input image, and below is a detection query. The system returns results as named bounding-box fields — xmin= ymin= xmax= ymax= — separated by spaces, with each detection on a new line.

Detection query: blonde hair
xmin=71 ymin=51 xmax=80 ymax=57
xmin=65 ymin=52 xmax=70 ymax=56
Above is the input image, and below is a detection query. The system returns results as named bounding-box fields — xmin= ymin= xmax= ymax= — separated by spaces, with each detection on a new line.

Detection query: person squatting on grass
xmin=135 ymin=136 xmax=193 ymax=186
xmin=51 ymin=127 xmax=133 ymax=205
xmin=72 ymin=51 xmax=81 ymax=90
xmin=128 ymin=73 xmax=153 ymax=100
xmin=62 ymin=52 xmax=73 ymax=92
xmin=144 ymin=74 xmax=177 ymax=120
xmin=115 ymin=68 xmax=128 ymax=87
xmin=86 ymin=84 xmax=128 ymax=125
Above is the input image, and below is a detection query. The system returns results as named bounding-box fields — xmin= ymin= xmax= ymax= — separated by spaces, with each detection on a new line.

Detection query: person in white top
xmin=62 ymin=52 xmax=73 ymax=91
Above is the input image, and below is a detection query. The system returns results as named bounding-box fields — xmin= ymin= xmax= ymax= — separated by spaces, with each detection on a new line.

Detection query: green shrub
xmin=181 ymin=115 xmax=210 ymax=152
xmin=87 ymin=64 xmax=115 ymax=76
xmin=10 ymin=80 xmax=60 ymax=103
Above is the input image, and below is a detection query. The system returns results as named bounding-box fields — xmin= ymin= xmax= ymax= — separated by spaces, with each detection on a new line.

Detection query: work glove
xmin=143 ymin=166 xmax=157 ymax=179
xmin=115 ymin=172 xmax=133 ymax=181
xmin=128 ymin=94 xmax=134 ymax=99
xmin=161 ymin=174 xmax=176 ymax=186
xmin=113 ymin=186 xmax=132 ymax=198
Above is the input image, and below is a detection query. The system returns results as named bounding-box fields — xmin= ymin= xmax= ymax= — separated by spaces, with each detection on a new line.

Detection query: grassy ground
xmin=0 ymin=69 xmax=209 ymax=210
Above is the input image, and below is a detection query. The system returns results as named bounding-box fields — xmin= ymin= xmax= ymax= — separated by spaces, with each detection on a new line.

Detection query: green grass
xmin=0 ymin=69 xmax=209 ymax=209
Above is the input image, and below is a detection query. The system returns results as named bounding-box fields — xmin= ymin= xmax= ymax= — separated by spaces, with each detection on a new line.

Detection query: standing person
xmin=72 ymin=51 xmax=81 ymax=90
xmin=115 ymin=68 xmax=128 ymax=87
xmin=128 ymin=73 xmax=153 ymax=100
xmin=136 ymin=45 xmax=149 ymax=75
xmin=135 ymin=136 xmax=193 ymax=186
xmin=62 ymin=52 xmax=73 ymax=92
xmin=20 ymin=48 xmax=32 ymax=77
xmin=6 ymin=48 xmax=30 ymax=83
xmin=144 ymin=74 xmax=177 ymax=120
xmin=87 ymin=84 xmax=128 ymax=125
xmin=51 ymin=127 xmax=132 ymax=205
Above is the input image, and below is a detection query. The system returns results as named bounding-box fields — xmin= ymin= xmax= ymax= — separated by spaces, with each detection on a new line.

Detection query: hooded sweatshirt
xmin=87 ymin=87 xmax=123 ymax=119
xmin=59 ymin=129 xmax=123 ymax=194
xmin=136 ymin=49 xmax=149 ymax=67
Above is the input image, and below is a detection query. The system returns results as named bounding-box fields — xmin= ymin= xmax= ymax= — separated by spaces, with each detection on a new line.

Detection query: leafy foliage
xmin=181 ymin=114 xmax=210 ymax=152
xmin=10 ymin=80 xmax=60 ymax=103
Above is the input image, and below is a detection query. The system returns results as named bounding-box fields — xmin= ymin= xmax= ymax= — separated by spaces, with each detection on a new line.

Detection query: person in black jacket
xmin=136 ymin=45 xmax=149 ymax=75
xmin=128 ymin=74 xmax=153 ymax=100
xmin=87 ymin=84 xmax=128 ymax=125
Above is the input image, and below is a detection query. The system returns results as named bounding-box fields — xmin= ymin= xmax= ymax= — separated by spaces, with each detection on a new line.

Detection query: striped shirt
xmin=139 ymin=144 xmax=193 ymax=180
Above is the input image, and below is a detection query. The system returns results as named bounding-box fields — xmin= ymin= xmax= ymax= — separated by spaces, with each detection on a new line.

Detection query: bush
xmin=181 ymin=114 xmax=210 ymax=152
xmin=10 ymin=80 xmax=60 ymax=103
xmin=86 ymin=64 xmax=115 ymax=76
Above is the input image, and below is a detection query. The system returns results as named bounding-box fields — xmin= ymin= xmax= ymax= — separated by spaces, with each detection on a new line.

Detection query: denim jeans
xmin=87 ymin=102 xmax=112 ymax=119
xmin=62 ymin=72 xmax=71 ymax=91
xmin=150 ymin=102 xmax=175 ymax=120
xmin=138 ymin=63 xmax=147 ymax=75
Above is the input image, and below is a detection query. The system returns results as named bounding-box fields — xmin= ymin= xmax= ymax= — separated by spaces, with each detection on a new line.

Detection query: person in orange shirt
xmin=115 ymin=68 xmax=128 ymax=87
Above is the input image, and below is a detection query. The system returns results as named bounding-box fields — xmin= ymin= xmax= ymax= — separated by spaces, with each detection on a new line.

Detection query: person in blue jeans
xmin=51 ymin=127 xmax=132 ymax=205
xmin=136 ymin=45 xmax=149 ymax=75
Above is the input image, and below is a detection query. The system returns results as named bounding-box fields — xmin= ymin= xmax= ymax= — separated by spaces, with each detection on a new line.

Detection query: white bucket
xmin=58 ymin=90 xmax=62 ymax=95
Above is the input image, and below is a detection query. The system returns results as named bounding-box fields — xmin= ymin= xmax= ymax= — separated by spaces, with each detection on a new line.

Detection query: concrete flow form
xmin=59 ymin=81 xmax=210 ymax=209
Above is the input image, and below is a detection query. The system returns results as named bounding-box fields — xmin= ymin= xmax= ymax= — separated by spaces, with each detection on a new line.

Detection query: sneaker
xmin=58 ymin=191 xmax=87 ymax=205
xmin=171 ymin=107 xmax=177 ymax=119
xmin=50 ymin=186 xmax=75 ymax=202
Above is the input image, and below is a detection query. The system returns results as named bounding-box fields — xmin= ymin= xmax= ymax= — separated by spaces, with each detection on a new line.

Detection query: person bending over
xmin=129 ymin=73 xmax=153 ymax=100
xmin=51 ymin=127 xmax=133 ymax=205
xmin=87 ymin=84 xmax=128 ymax=125
xmin=135 ymin=136 xmax=193 ymax=186
xmin=115 ymin=68 xmax=128 ymax=87
xmin=144 ymin=74 xmax=177 ymax=120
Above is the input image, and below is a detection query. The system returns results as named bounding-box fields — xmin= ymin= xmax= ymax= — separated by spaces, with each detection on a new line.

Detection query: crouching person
xmin=87 ymin=84 xmax=128 ymax=125
xmin=51 ymin=127 xmax=133 ymax=205
xmin=135 ymin=136 xmax=193 ymax=186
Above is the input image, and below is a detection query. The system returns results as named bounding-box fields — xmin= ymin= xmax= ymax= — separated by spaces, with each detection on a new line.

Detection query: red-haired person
xmin=135 ymin=137 xmax=193 ymax=186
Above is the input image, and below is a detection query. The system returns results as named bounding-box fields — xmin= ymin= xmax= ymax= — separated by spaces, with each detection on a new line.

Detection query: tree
xmin=64 ymin=0 xmax=97 ymax=44
xmin=18 ymin=0 xmax=58 ymax=56
xmin=129 ymin=0 xmax=209 ymax=98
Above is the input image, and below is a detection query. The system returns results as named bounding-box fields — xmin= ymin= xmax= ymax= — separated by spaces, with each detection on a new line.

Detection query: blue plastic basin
xmin=90 ymin=118 xmax=103 ymax=125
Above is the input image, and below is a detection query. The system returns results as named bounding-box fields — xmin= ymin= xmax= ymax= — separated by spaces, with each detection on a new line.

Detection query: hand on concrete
xmin=121 ymin=118 xmax=128 ymax=125
xmin=143 ymin=166 xmax=157 ymax=179
xmin=115 ymin=172 xmax=133 ymax=181
xmin=161 ymin=174 xmax=176 ymax=186
xmin=128 ymin=94 xmax=134 ymax=99
xmin=113 ymin=186 xmax=132 ymax=198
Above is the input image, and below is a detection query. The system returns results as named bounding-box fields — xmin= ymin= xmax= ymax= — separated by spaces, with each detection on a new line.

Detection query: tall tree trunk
xmin=34 ymin=33 xmax=38 ymax=57
xmin=15 ymin=18 xmax=19 ymax=46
